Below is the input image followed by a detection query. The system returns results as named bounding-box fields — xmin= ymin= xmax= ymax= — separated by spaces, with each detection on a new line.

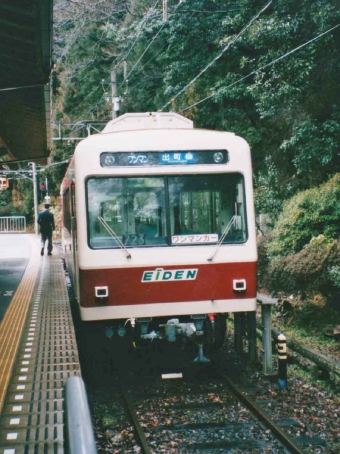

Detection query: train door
xmin=71 ymin=182 xmax=79 ymax=299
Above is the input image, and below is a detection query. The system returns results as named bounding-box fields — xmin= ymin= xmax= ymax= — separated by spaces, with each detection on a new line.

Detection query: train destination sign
xmin=159 ymin=152 xmax=196 ymax=165
xmin=101 ymin=150 xmax=228 ymax=167
xmin=142 ymin=268 xmax=198 ymax=282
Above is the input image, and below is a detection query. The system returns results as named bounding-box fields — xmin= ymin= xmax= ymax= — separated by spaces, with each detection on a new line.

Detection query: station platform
xmin=0 ymin=235 xmax=81 ymax=453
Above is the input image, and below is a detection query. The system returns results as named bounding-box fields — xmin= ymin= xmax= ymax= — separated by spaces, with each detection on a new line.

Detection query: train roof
xmin=102 ymin=112 xmax=193 ymax=133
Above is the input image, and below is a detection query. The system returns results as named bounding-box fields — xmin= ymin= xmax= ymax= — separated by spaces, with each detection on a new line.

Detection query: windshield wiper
xmin=207 ymin=215 xmax=237 ymax=262
xmin=98 ymin=216 xmax=131 ymax=259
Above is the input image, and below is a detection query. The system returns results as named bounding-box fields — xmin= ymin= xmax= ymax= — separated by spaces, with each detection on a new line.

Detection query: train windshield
xmin=87 ymin=173 xmax=247 ymax=249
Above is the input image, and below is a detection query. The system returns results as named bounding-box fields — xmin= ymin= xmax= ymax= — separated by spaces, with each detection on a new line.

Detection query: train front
xmin=70 ymin=113 xmax=257 ymax=354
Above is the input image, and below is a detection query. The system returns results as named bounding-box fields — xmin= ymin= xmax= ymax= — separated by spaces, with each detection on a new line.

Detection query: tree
xmin=53 ymin=0 xmax=340 ymax=219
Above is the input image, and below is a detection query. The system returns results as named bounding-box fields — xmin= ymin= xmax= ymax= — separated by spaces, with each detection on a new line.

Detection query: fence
xmin=0 ymin=216 xmax=26 ymax=233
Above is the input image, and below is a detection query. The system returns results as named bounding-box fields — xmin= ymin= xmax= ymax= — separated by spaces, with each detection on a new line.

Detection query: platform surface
xmin=0 ymin=234 xmax=81 ymax=453
xmin=0 ymin=235 xmax=30 ymax=322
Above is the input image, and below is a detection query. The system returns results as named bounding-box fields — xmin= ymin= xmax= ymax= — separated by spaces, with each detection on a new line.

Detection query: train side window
xmin=71 ymin=183 xmax=76 ymax=217
xmin=63 ymin=188 xmax=72 ymax=234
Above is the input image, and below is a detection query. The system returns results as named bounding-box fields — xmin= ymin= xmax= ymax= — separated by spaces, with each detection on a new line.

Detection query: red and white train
xmin=61 ymin=112 xmax=257 ymax=357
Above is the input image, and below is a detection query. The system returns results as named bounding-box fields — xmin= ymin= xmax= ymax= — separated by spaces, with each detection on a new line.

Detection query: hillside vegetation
xmin=7 ymin=0 xmax=335 ymax=304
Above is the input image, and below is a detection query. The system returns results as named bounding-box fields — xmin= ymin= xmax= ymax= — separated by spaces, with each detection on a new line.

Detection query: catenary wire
xmin=180 ymin=23 xmax=340 ymax=112
xmin=124 ymin=6 xmax=204 ymax=103
xmin=159 ymin=0 xmax=272 ymax=112
xmin=68 ymin=2 xmax=161 ymax=116
xmin=0 ymin=84 xmax=45 ymax=92
xmin=112 ymin=0 xmax=161 ymax=73
xmin=122 ymin=1 xmax=182 ymax=84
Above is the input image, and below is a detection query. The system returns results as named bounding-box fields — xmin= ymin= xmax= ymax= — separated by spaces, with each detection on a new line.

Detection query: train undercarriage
xmin=93 ymin=313 xmax=228 ymax=362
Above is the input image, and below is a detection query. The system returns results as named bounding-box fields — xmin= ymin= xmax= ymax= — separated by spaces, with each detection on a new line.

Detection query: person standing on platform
xmin=37 ymin=203 xmax=55 ymax=256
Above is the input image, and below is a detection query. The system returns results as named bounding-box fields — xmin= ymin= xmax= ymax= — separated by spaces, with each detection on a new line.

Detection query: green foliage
xmin=0 ymin=188 xmax=12 ymax=214
xmin=268 ymin=174 xmax=340 ymax=257
xmin=329 ymin=265 xmax=340 ymax=289
xmin=53 ymin=0 xmax=340 ymax=220
xmin=50 ymin=0 xmax=340 ymax=307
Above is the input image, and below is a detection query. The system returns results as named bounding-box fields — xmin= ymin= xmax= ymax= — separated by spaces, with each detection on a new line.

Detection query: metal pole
xmin=261 ymin=303 xmax=273 ymax=375
xmin=31 ymin=163 xmax=39 ymax=235
xmin=65 ymin=376 xmax=97 ymax=454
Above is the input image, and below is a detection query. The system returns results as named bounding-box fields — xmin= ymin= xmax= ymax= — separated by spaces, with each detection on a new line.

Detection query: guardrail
xmin=271 ymin=326 xmax=340 ymax=378
xmin=65 ymin=376 xmax=97 ymax=454
xmin=0 ymin=216 xmax=26 ymax=233
xmin=257 ymin=294 xmax=340 ymax=378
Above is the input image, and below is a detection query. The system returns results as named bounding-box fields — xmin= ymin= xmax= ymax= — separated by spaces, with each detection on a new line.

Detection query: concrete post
xmin=111 ymin=70 xmax=120 ymax=119
xmin=261 ymin=302 xmax=273 ymax=375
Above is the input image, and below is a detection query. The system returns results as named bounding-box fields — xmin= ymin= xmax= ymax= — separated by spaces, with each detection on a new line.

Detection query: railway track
xmin=71 ymin=288 xmax=336 ymax=453
xmin=82 ymin=334 xmax=340 ymax=453
xmin=113 ymin=358 xmax=306 ymax=454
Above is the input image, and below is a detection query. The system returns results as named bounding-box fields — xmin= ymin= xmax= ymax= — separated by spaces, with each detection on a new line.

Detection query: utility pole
xmin=29 ymin=162 xmax=39 ymax=235
xmin=163 ymin=0 xmax=168 ymax=21
xmin=111 ymin=70 xmax=120 ymax=119
xmin=45 ymin=176 xmax=50 ymax=204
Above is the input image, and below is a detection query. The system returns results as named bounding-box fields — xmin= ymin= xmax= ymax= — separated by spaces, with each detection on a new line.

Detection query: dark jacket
xmin=38 ymin=209 xmax=55 ymax=234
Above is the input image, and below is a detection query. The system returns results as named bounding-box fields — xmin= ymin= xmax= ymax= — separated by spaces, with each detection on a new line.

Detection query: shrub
xmin=268 ymin=174 xmax=340 ymax=257
xmin=329 ymin=265 xmax=340 ymax=289
xmin=264 ymin=237 xmax=340 ymax=308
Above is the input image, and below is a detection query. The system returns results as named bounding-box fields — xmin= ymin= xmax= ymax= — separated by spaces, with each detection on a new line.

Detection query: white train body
xmin=61 ymin=113 xmax=257 ymax=343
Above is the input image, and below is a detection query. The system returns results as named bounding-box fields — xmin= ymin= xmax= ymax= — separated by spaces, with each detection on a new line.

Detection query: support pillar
xmin=261 ymin=302 xmax=273 ymax=375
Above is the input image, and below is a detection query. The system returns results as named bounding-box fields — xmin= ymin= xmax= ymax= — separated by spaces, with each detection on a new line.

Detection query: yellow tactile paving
xmin=0 ymin=235 xmax=41 ymax=414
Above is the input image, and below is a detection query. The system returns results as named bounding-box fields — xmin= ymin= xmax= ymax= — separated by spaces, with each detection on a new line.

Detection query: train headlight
xmin=233 ymin=279 xmax=247 ymax=292
xmin=95 ymin=286 xmax=109 ymax=298
xmin=103 ymin=154 xmax=116 ymax=166
xmin=213 ymin=152 xmax=224 ymax=163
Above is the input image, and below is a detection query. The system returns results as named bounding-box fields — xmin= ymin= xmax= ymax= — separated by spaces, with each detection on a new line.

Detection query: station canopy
xmin=0 ymin=0 xmax=53 ymax=168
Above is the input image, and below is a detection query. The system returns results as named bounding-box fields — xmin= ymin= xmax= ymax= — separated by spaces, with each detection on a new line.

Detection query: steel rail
xmin=119 ymin=382 xmax=152 ymax=454
xmin=213 ymin=362 xmax=306 ymax=454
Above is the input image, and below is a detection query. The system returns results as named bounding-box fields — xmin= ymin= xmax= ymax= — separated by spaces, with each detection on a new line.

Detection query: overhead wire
xmin=159 ymin=0 xmax=273 ymax=112
xmin=122 ymin=3 xmax=205 ymax=104
xmin=0 ymin=84 xmax=45 ymax=92
xmin=122 ymin=1 xmax=182 ymax=85
xmin=67 ymin=85 xmax=103 ymax=117
xmin=112 ymin=0 xmax=161 ymax=73
xmin=180 ymin=23 xmax=340 ymax=112
xmin=63 ymin=1 xmax=161 ymax=120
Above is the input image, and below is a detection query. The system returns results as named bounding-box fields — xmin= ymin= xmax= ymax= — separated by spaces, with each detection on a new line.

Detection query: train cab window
xmin=87 ymin=177 xmax=167 ymax=248
xmin=168 ymin=173 xmax=247 ymax=244
xmin=86 ymin=173 xmax=247 ymax=249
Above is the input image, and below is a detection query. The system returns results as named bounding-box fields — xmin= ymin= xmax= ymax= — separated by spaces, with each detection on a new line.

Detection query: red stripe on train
xmin=79 ymin=262 xmax=257 ymax=307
